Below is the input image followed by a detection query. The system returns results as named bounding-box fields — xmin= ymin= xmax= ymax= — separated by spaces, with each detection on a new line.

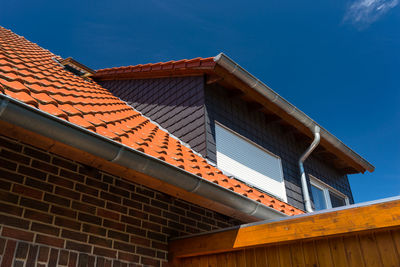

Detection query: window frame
xmin=309 ymin=175 xmax=350 ymax=210
xmin=214 ymin=121 xmax=287 ymax=202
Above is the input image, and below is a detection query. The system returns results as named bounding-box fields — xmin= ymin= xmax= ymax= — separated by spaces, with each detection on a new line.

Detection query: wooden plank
xmin=290 ymin=242 xmax=305 ymax=267
xmin=245 ymin=248 xmax=256 ymax=267
xmin=198 ymin=255 xmax=209 ymax=267
xmin=315 ymin=239 xmax=334 ymax=267
xmin=302 ymin=241 xmax=318 ymax=267
xmin=391 ymin=229 xmax=400 ymax=258
xmin=208 ymin=254 xmax=218 ymax=267
xmin=375 ymin=230 xmax=400 ymax=267
xmin=170 ymin=199 xmax=400 ymax=258
xmin=329 ymin=236 xmax=348 ymax=267
xmin=358 ymin=232 xmax=383 ymax=267
xmin=225 ymin=252 xmax=237 ymax=267
xmin=266 ymin=246 xmax=280 ymax=267
xmin=235 ymin=250 xmax=247 ymax=267
xmin=254 ymin=247 xmax=268 ymax=267
xmin=216 ymin=252 xmax=228 ymax=267
xmin=278 ymin=244 xmax=292 ymax=267
xmin=343 ymin=235 xmax=365 ymax=267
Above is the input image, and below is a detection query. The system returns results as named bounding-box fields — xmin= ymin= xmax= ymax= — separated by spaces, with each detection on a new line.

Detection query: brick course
xmin=0 ymin=134 xmax=240 ymax=266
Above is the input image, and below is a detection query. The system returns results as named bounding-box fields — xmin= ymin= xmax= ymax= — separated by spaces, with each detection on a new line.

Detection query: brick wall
xmin=0 ymin=134 xmax=241 ymax=266
xmin=205 ymin=84 xmax=354 ymax=210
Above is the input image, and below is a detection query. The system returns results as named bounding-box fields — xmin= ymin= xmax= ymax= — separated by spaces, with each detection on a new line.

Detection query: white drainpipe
xmin=299 ymin=125 xmax=320 ymax=212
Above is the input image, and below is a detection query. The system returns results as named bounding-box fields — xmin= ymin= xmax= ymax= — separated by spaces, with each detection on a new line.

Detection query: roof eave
xmin=213 ymin=52 xmax=374 ymax=174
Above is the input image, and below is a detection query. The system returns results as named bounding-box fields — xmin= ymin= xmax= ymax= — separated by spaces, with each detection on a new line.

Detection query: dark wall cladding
xmin=99 ymin=76 xmax=207 ymax=156
xmin=205 ymin=84 xmax=354 ymax=210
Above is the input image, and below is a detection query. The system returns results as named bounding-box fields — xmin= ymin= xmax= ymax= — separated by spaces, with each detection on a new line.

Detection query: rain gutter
xmin=0 ymin=94 xmax=287 ymax=221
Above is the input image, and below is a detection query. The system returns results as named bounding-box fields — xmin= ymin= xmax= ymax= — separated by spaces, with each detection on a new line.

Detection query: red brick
xmin=25 ymin=178 xmax=53 ymax=192
xmin=142 ymin=221 xmax=161 ymax=232
xmin=36 ymin=234 xmax=64 ymax=248
xmin=37 ymin=246 xmax=50 ymax=262
xmin=52 ymin=157 xmax=78 ymax=171
xmin=0 ymin=202 xmax=23 ymax=216
xmin=23 ymin=147 xmax=50 ymax=162
xmin=78 ymin=212 xmax=102 ymax=225
xmin=136 ymin=246 xmax=156 ymax=257
xmin=2 ymin=227 xmax=34 ymax=241
xmin=61 ymin=229 xmax=87 ymax=242
xmin=1 ymin=239 xmax=16 ymax=266
xmin=69 ymin=252 xmax=78 ymax=267
xmin=72 ymin=201 xmax=96 ymax=214
xmin=13 ymin=184 xmax=43 ymax=200
xmin=0 ymin=215 xmax=30 ymax=229
xmin=120 ymin=215 xmax=140 ymax=227
xmin=88 ymin=235 xmax=112 ymax=248
xmin=141 ymin=256 xmax=160 ymax=267
xmin=50 ymin=205 xmax=76 ymax=219
xmin=0 ymin=168 xmax=24 ymax=184
xmin=0 ymin=179 xmax=11 ymax=191
xmin=31 ymin=160 xmax=58 ymax=174
xmin=97 ymin=208 xmax=119 ymax=221
xmin=100 ymin=191 xmax=121 ymax=204
xmin=15 ymin=242 xmax=29 ymax=259
xmin=55 ymin=217 xmax=81 ymax=231
xmin=130 ymin=236 xmax=151 ymax=247
xmin=58 ymin=250 xmax=69 ymax=265
xmin=24 ymin=209 xmax=53 ymax=224
xmin=82 ymin=194 xmax=105 ymax=207
xmin=82 ymin=224 xmax=106 ymax=236
xmin=75 ymin=183 xmax=98 ymax=197
xmin=0 ymin=149 xmax=30 ymax=165
xmin=19 ymin=165 xmax=47 ymax=180
xmin=85 ymin=177 xmax=107 ymax=190
xmin=44 ymin=193 xmax=70 ymax=207
xmin=106 ymin=202 xmax=128 ymax=214
xmin=103 ymin=219 xmax=125 ymax=231
xmin=109 ymin=186 xmax=129 ymax=198
xmin=0 ymin=137 xmax=22 ymax=152
xmin=0 ymin=237 xmax=5 ymax=254
xmin=48 ymin=175 xmax=74 ymax=189
xmin=66 ymin=240 xmax=92 ymax=253
xmin=59 ymin=169 xmax=84 ymax=183
xmin=55 ymin=186 xmax=80 ymax=200
xmin=118 ymin=251 xmax=140 ymax=262
xmin=107 ymin=230 xmax=129 ymax=242
xmin=93 ymin=246 xmax=117 ymax=258
xmin=20 ymin=197 xmax=49 ymax=211
xmin=0 ymin=158 xmax=17 ymax=171
xmin=113 ymin=241 xmax=135 ymax=253
xmin=31 ymin=222 xmax=60 ymax=236
xmin=115 ymin=179 xmax=135 ymax=192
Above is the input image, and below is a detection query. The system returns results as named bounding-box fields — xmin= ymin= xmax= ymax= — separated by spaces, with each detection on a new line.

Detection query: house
xmin=0 ymin=26 xmax=380 ymax=266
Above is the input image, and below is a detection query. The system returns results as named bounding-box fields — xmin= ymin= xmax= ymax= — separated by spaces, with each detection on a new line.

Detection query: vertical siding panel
xmin=302 ymin=240 xmax=318 ymax=267
xmin=198 ymin=255 xmax=209 ymax=267
xmin=290 ymin=242 xmax=305 ymax=267
xmin=343 ymin=235 xmax=366 ymax=267
xmin=225 ymin=252 xmax=237 ymax=267
xmin=329 ymin=236 xmax=348 ymax=267
xmin=245 ymin=248 xmax=256 ymax=267
xmin=235 ymin=250 xmax=247 ymax=267
xmin=216 ymin=253 xmax=228 ymax=267
xmin=391 ymin=229 xmax=400 ymax=258
xmin=376 ymin=230 xmax=400 ymax=267
xmin=191 ymin=256 xmax=201 ymax=267
xmin=266 ymin=246 xmax=280 ymax=267
xmin=358 ymin=233 xmax=383 ymax=267
xmin=315 ymin=239 xmax=334 ymax=267
xmin=254 ymin=247 xmax=268 ymax=267
xmin=208 ymin=254 xmax=218 ymax=267
xmin=278 ymin=244 xmax=292 ymax=267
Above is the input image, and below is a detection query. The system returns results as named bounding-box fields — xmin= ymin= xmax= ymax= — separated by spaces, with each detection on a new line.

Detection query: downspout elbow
xmin=299 ymin=125 xmax=320 ymax=213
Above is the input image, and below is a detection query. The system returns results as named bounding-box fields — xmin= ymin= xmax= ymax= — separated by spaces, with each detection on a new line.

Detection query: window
xmin=215 ymin=123 xmax=287 ymax=201
xmin=310 ymin=176 xmax=349 ymax=211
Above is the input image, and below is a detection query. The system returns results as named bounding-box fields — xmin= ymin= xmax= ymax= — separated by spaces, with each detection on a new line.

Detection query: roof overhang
xmin=93 ymin=53 xmax=374 ymax=174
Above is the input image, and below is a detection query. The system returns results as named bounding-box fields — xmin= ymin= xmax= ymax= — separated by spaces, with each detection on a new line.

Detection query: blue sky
xmin=1 ymin=0 xmax=399 ymax=203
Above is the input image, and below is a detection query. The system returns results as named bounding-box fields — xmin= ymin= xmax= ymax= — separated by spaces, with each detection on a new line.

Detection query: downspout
xmin=299 ymin=125 xmax=320 ymax=212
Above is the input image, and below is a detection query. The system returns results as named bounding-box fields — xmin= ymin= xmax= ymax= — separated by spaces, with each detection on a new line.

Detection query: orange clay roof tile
xmin=0 ymin=26 xmax=303 ymax=216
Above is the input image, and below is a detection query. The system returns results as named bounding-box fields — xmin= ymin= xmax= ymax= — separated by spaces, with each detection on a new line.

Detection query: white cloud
xmin=344 ymin=0 xmax=398 ymax=28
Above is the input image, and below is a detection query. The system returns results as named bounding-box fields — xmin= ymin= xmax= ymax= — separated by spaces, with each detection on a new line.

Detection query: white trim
xmin=309 ymin=175 xmax=349 ymax=209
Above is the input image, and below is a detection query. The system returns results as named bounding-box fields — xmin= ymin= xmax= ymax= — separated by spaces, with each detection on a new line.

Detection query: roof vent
xmin=59 ymin=57 xmax=95 ymax=77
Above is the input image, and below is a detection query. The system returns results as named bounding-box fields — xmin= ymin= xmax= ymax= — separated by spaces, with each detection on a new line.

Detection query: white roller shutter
xmin=215 ymin=124 xmax=287 ymax=201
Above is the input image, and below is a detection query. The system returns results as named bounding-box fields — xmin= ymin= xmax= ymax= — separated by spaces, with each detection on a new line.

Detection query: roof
xmin=93 ymin=55 xmax=374 ymax=175
xmin=0 ymin=26 xmax=302 ymax=216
